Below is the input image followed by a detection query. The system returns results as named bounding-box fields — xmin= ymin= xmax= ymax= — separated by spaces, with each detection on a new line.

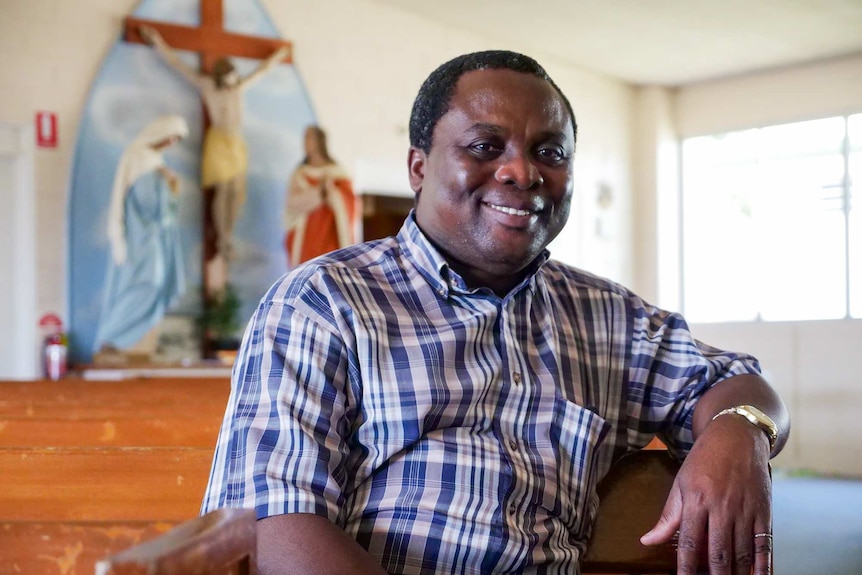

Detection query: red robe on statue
xmin=284 ymin=162 xmax=358 ymax=267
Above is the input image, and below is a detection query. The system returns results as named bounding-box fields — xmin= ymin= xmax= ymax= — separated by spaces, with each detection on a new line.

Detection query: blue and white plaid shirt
xmin=203 ymin=212 xmax=760 ymax=574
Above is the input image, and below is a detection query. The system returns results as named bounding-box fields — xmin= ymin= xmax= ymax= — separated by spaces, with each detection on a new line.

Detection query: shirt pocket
xmin=536 ymin=396 xmax=610 ymax=538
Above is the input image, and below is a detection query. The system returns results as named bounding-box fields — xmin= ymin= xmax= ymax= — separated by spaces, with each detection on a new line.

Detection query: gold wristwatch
xmin=712 ymin=404 xmax=778 ymax=453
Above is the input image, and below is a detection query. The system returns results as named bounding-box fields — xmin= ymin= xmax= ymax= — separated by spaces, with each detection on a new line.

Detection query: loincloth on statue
xmin=201 ymin=127 xmax=248 ymax=187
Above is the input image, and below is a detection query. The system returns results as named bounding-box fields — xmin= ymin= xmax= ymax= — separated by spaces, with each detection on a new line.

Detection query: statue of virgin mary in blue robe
xmin=93 ymin=115 xmax=189 ymax=353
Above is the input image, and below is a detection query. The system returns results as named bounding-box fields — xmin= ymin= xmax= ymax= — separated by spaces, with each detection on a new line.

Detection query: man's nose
xmin=494 ymin=153 xmax=543 ymax=190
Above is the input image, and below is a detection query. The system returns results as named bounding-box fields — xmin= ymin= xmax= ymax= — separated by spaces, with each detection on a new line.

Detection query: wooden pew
xmin=1 ymin=446 xmax=214 ymax=521
xmin=582 ymin=449 xmax=686 ymax=574
xmin=0 ymin=377 xmax=230 ymax=575
xmin=0 ymin=377 xmax=229 ymax=447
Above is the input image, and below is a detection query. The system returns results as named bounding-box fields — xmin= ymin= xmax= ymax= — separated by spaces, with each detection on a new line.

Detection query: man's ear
xmin=407 ymin=147 xmax=426 ymax=194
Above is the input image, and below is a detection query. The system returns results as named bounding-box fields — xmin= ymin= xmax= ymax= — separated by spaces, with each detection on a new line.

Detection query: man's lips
xmin=486 ymin=203 xmax=534 ymax=217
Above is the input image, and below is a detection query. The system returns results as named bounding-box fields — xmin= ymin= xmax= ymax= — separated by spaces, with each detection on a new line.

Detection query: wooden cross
xmin=122 ymin=0 xmax=292 ymax=357
xmin=123 ymin=1 xmax=292 ymax=76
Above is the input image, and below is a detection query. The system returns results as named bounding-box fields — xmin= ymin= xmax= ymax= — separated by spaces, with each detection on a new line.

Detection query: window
xmin=681 ymin=114 xmax=860 ymax=322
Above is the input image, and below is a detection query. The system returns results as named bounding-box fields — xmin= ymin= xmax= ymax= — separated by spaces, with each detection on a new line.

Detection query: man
xmin=203 ymin=51 xmax=789 ymax=575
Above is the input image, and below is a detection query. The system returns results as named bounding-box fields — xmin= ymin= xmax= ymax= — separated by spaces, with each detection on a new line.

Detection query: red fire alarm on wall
xmin=35 ymin=111 xmax=58 ymax=148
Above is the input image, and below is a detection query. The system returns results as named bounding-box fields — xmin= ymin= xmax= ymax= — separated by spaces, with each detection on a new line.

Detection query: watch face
xmin=739 ymin=405 xmax=778 ymax=446
xmin=714 ymin=405 xmax=778 ymax=452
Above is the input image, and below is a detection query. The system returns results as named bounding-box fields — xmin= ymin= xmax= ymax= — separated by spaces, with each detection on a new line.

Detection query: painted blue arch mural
xmin=68 ymin=0 xmax=316 ymax=364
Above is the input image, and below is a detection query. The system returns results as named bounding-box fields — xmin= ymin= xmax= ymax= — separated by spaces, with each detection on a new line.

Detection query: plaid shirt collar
xmin=397 ymin=210 xmax=550 ymax=299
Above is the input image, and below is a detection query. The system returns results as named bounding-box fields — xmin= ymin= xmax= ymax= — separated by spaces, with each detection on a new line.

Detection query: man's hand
xmin=640 ymin=415 xmax=773 ymax=575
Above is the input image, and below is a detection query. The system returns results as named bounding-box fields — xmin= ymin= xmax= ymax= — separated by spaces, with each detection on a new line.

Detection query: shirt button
xmin=509 ymin=439 xmax=518 ymax=450
xmin=508 ymin=502 xmax=517 ymax=515
xmin=512 ymin=372 xmax=522 ymax=385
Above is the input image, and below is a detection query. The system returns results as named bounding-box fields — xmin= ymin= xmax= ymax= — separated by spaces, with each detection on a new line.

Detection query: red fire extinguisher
xmin=43 ymin=332 xmax=68 ymax=380
xmin=39 ymin=312 xmax=67 ymax=380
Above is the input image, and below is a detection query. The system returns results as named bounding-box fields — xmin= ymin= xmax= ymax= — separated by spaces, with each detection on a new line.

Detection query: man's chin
xmin=469 ymin=249 xmax=538 ymax=277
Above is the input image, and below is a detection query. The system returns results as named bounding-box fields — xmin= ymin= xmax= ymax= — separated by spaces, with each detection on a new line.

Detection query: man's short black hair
xmin=408 ymin=50 xmax=577 ymax=154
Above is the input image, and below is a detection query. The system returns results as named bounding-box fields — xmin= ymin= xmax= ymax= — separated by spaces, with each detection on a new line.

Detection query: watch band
xmin=712 ymin=404 xmax=778 ymax=453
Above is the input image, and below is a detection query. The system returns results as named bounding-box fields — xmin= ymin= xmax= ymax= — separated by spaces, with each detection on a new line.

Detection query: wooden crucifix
xmin=123 ymin=0 xmax=291 ymax=357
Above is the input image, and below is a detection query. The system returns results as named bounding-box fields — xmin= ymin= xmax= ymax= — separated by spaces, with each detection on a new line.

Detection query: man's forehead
xmin=454 ymin=68 xmax=549 ymax=95
xmin=447 ymin=69 xmax=572 ymax=132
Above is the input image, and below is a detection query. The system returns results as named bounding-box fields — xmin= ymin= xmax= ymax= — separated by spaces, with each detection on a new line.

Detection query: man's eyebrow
xmin=467 ymin=123 xmax=571 ymax=141
xmin=535 ymin=129 xmax=572 ymax=142
xmin=467 ymin=122 xmax=505 ymax=134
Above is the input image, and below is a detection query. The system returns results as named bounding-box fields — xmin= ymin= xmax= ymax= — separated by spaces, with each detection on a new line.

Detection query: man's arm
xmin=139 ymin=25 xmax=204 ymax=89
xmin=257 ymin=514 xmax=387 ymax=575
xmin=199 ymin=285 xmax=383 ymax=574
xmin=641 ymin=373 xmax=790 ymax=575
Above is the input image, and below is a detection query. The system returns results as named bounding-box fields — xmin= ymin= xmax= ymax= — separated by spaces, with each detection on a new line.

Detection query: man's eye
xmin=468 ymin=142 xmax=501 ymax=155
xmin=537 ymin=147 xmax=566 ymax=162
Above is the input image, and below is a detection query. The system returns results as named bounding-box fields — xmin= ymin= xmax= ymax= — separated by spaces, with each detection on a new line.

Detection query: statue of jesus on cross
xmin=140 ymin=25 xmax=289 ymax=265
xmin=123 ymin=1 xmax=292 ymax=299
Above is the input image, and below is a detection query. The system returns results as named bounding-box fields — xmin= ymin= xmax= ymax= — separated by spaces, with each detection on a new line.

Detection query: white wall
xmin=0 ymin=0 xmax=634 ymax=337
xmin=690 ymin=320 xmax=862 ymax=477
xmin=0 ymin=122 xmax=39 ymax=379
xmin=668 ymin=54 xmax=862 ymax=476
xmin=630 ymin=87 xmax=680 ymax=307
xmin=675 ymin=53 xmax=862 ymax=138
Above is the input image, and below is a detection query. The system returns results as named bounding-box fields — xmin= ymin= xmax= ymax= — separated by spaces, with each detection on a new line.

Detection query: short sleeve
xmin=625 ymin=302 xmax=761 ymax=459
xmin=201 ymin=285 xmax=356 ymax=524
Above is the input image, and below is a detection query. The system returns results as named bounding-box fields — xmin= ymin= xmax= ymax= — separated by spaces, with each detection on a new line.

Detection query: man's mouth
xmin=486 ymin=203 xmax=534 ymax=217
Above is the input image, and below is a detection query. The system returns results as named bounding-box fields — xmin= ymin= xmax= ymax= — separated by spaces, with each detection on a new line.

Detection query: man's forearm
xmin=692 ymin=373 xmax=790 ymax=457
xmin=257 ymin=513 xmax=388 ymax=575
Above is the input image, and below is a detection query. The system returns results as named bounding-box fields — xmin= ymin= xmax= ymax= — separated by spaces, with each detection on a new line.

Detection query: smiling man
xmin=408 ymin=65 xmax=574 ymax=296
xmin=203 ymin=51 xmax=789 ymax=575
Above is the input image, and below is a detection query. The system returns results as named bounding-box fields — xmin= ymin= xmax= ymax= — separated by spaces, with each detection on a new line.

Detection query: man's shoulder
xmin=272 ymin=237 xmax=405 ymax=299
xmin=541 ymin=260 xmax=635 ymax=299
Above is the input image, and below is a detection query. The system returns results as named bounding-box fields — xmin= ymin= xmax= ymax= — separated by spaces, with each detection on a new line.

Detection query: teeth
xmin=489 ymin=204 xmax=532 ymax=216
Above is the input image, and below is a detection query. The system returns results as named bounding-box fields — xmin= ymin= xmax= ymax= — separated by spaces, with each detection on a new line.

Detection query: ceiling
xmin=371 ymin=0 xmax=862 ymax=87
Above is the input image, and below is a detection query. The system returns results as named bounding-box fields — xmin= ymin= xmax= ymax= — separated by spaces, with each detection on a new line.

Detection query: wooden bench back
xmin=0 ymin=377 xmax=230 ymax=574
xmin=0 ymin=378 xmax=230 ymax=415
xmin=582 ymin=450 xmax=679 ymax=573
xmin=96 ymin=508 xmax=256 ymax=575
xmin=582 ymin=449 xmax=713 ymax=574
xmin=3 ymin=521 xmax=181 ymax=574
xmin=0 ymin=446 xmax=213 ymax=522
xmin=0 ymin=378 xmax=230 ymax=447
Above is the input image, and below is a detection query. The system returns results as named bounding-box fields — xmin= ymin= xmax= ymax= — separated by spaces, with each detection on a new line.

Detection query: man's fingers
xmin=675 ymin=509 xmax=707 ymax=575
xmin=640 ymin=485 xmax=683 ymax=545
xmin=752 ymin=531 xmax=774 ymax=575
xmin=705 ymin=521 xmax=732 ymax=575
xmin=732 ymin=521 xmax=754 ymax=575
